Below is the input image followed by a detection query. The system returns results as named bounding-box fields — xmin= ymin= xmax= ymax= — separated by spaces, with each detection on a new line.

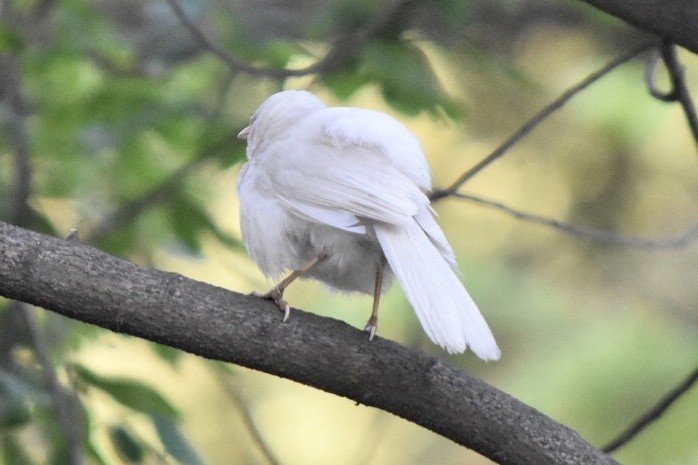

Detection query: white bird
xmin=237 ymin=90 xmax=500 ymax=361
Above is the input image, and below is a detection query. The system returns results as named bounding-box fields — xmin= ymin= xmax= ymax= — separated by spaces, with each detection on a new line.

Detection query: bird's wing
xmin=263 ymin=108 xmax=431 ymax=228
xmin=318 ymin=107 xmax=432 ymax=190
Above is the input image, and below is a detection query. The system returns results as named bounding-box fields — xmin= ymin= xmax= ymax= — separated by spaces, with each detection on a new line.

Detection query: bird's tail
xmin=375 ymin=220 xmax=500 ymax=360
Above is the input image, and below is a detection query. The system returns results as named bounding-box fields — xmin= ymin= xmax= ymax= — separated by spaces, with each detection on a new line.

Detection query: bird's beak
xmin=237 ymin=126 xmax=250 ymax=140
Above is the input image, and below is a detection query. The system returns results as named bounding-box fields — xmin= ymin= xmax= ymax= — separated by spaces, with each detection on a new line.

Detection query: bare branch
xmin=644 ymin=41 xmax=698 ymax=150
xmin=579 ymin=0 xmax=698 ymax=54
xmin=0 ymin=221 xmax=620 ymax=465
xmin=431 ymin=41 xmax=656 ymax=201
xmin=163 ymin=0 xmax=417 ymax=78
xmin=449 ymin=193 xmax=698 ymax=249
xmin=602 ymin=366 xmax=698 ymax=453
xmin=0 ymin=54 xmax=33 ymax=228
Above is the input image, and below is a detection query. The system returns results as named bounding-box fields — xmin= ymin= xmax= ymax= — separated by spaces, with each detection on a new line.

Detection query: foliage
xmin=1 ymin=0 xmax=697 ymax=464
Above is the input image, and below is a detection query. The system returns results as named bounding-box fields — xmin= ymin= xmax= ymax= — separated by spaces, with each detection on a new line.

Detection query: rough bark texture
xmin=0 ymin=221 xmax=620 ymax=465
xmin=580 ymin=0 xmax=698 ymax=54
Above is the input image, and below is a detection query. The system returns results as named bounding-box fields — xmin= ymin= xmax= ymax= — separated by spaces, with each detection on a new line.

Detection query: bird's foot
xmin=363 ymin=316 xmax=378 ymax=341
xmin=251 ymin=288 xmax=291 ymax=322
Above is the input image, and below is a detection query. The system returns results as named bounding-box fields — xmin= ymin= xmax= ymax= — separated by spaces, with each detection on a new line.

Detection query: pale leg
xmin=364 ymin=257 xmax=386 ymax=340
xmin=255 ymin=255 xmax=325 ymax=321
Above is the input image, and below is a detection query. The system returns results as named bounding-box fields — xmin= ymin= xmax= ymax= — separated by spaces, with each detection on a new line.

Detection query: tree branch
xmin=0 ymin=221 xmax=619 ymax=465
xmin=644 ymin=41 xmax=698 ymax=150
xmin=430 ymin=41 xmax=655 ymax=200
xmin=602 ymin=366 xmax=698 ymax=453
xmin=449 ymin=193 xmax=698 ymax=249
xmin=163 ymin=0 xmax=418 ymax=78
xmin=579 ymin=0 xmax=698 ymax=54
xmin=2 ymin=48 xmax=85 ymax=465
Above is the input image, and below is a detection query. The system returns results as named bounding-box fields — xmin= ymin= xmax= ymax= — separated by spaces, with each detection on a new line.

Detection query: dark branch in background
xmin=453 ymin=193 xmax=698 ymax=249
xmin=430 ymin=41 xmax=656 ymax=201
xmin=645 ymin=41 xmax=698 ymax=150
xmin=602 ymin=366 xmax=698 ymax=453
xmin=163 ymin=0 xmax=417 ymax=78
xmin=0 ymin=221 xmax=620 ymax=465
xmin=1 ymin=50 xmax=85 ymax=465
xmin=2 ymin=55 xmax=33 ymax=228
xmin=578 ymin=0 xmax=698 ymax=54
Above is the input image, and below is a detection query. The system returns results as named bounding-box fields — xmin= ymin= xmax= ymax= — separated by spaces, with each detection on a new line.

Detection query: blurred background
xmin=1 ymin=0 xmax=697 ymax=464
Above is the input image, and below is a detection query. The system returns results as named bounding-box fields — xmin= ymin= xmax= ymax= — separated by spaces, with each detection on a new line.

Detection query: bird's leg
xmin=364 ymin=257 xmax=386 ymax=340
xmin=254 ymin=255 xmax=325 ymax=322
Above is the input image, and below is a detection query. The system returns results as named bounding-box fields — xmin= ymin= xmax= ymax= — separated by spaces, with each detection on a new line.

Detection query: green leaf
xmin=0 ymin=24 xmax=25 ymax=53
xmin=258 ymin=41 xmax=309 ymax=69
xmin=361 ymin=41 xmax=459 ymax=117
xmin=151 ymin=343 xmax=182 ymax=366
xmin=151 ymin=414 xmax=206 ymax=465
xmin=2 ymin=435 xmax=34 ymax=465
xmin=109 ymin=424 xmax=145 ymax=464
xmin=321 ymin=40 xmax=462 ymax=118
xmin=72 ymin=364 xmax=179 ymax=419
xmin=0 ymin=391 xmax=31 ymax=429
xmin=0 ymin=371 xmax=39 ymax=429
xmin=320 ymin=67 xmax=371 ymax=101
xmin=168 ymin=194 xmax=243 ymax=253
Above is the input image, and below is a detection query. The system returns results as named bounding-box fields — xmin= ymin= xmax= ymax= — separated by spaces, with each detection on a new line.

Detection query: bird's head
xmin=238 ymin=90 xmax=325 ymax=157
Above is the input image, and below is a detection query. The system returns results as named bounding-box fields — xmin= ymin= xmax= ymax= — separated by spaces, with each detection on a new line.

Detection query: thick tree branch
xmin=579 ymin=0 xmax=698 ymax=54
xmin=0 ymin=221 xmax=619 ymax=465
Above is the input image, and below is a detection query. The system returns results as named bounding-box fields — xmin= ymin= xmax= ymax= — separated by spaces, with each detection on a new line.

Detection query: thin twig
xmin=163 ymin=0 xmax=416 ymax=78
xmin=213 ymin=367 xmax=283 ymax=465
xmin=431 ymin=41 xmax=656 ymax=201
xmin=645 ymin=48 xmax=672 ymax=101
xmin=602 ymin=366 xmax=698 ymax=453
xmin=451 ymin=192 xmax=698 ymax=249
xmin=644 ymin=40 xmax=698 ymax=150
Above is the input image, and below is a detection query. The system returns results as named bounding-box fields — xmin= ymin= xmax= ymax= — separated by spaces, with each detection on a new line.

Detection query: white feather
xmin=237 ymin=90 xmax=500 ymax=359
xmin=375 ymin=217 xmax=500 ymax=359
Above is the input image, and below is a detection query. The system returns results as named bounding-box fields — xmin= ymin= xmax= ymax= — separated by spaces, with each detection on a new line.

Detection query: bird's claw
xmin=251 ymin=288 xmax=291 ymax=322
xmin=364 ymin=318 xmax=378 ymax=341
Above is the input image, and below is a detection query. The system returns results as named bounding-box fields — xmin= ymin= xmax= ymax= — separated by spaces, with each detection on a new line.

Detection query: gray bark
xmin=0 ymin=221 xmax=619 ymax=465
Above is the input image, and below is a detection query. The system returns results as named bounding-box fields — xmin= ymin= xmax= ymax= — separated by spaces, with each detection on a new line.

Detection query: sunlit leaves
xmin=322 ymin=40 xmax=461 ymax=117
xmin=0 ymin=24 xmax=25 ymax=53
xmin=168 ymin=193 xmax=243 ymax=253
xmin=72 ymin=364 xmax=179 ymax=419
